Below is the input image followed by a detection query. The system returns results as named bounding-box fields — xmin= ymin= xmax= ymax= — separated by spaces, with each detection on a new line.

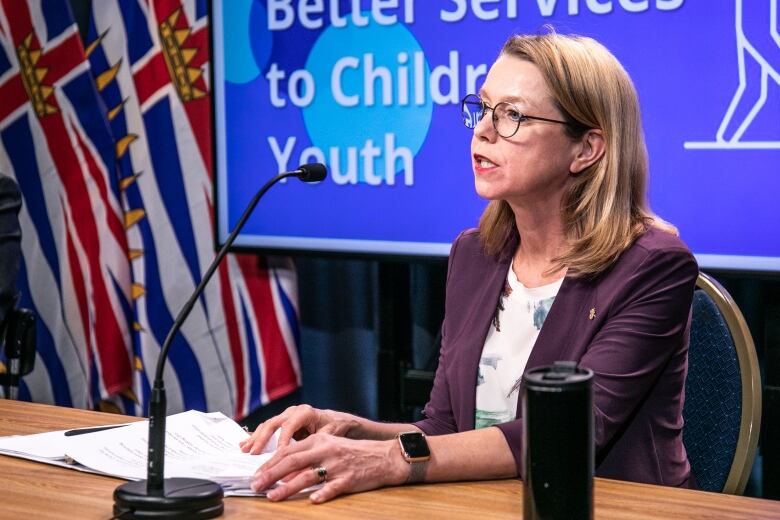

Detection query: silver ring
xmin=314 ymin=466 xmax=327 ymax=483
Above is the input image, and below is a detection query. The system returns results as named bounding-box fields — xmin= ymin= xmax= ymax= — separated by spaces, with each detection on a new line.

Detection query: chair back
xmin=683 ymin=272 xmax=761 ymax=494
xmin=0 ymin=307 xmax=36 ymax=399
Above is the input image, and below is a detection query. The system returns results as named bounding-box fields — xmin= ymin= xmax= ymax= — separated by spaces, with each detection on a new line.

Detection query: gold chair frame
xmin=694 ymin=272 xmax=762 ymax=495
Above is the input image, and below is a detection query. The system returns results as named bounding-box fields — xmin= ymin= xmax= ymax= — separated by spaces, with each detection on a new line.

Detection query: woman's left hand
xmin=250 ymin=432 xmax=408 ymax=503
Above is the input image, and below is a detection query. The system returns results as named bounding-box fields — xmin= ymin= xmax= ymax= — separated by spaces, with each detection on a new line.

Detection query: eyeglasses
xmin=460 ymin=94 xmax=572 ymax=138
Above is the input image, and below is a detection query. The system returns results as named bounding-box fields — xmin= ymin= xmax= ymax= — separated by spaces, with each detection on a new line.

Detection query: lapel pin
xmin=589 ymin=308 xmax=596 ymax=320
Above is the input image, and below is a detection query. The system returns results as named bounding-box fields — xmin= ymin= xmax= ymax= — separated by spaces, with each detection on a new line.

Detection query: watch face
xmin=400 ymin=432 xmax=430 ymax=458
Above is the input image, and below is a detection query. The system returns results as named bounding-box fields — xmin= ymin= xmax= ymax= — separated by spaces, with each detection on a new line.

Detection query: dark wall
xmin=713 ymin=271 xmax=780 ymax=498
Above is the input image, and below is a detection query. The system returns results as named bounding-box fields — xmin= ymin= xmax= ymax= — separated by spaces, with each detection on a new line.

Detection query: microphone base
xmin=114 ymin=478 xmax=224 ymax=519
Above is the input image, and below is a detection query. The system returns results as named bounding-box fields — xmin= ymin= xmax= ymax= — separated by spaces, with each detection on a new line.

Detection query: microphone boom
xmin=113 ymin=164 xmax=327 ymax=519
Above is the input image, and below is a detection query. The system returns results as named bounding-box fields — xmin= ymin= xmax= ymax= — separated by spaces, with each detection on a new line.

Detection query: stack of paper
xmin=0 ymin=428 xmax=103 ymax=472
xmin=0 ymin=410 xmax=279 ymax=496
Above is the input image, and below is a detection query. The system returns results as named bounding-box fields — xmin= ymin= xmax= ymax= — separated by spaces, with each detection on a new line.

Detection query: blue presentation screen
xmin=212 ymin=1 xmax=780 ymax=271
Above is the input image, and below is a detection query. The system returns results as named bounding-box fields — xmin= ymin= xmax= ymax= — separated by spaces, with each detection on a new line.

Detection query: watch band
xmin=397 ymin=432 xmax=431 ymax=484
xmin=407 ymin=459 xmax=428 ymax=484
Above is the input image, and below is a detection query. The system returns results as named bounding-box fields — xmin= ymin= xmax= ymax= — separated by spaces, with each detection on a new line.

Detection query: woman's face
xmin=471 ymin=55 xmax=581 ymax=208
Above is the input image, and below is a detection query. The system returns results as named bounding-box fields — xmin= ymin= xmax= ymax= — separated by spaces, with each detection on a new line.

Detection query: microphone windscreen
xmin=297 ymin=163 xmax=327 ymax=182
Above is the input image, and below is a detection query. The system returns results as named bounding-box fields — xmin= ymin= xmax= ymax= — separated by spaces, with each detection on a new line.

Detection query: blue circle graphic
xmin=303 ymin=20 xmax=433 ymax=184
xmin=224 ymin=0 xmax=271 ymax=84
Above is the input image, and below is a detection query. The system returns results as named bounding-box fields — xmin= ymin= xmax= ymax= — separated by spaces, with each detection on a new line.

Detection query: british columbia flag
xmin=0 ymin=0 xmax=301 ymax=419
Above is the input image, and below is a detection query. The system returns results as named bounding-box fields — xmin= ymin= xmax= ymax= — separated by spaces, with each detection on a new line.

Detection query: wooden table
xmin=2 ymin=400 xmax=780 ymax=519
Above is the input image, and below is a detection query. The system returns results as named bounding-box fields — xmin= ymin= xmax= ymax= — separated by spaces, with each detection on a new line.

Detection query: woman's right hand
xmin=239 ymin=404 xmax=360 ymax=455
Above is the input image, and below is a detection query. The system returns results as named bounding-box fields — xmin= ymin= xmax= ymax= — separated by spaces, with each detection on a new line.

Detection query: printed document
xmin=0 ymin=410 xmax=281 ymax=496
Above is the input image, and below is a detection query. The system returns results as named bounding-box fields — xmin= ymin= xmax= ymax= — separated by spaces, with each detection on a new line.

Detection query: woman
xmin=241 ymin=32 xmax=698 ymax=503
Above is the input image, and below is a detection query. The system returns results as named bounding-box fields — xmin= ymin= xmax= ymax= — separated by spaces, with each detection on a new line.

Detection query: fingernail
xmin=267 ymin=490 xmax=279 ymax=500
xmin=310 ymin=492 xmax=321 ymax=503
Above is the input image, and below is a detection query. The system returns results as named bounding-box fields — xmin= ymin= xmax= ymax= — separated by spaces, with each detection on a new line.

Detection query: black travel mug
xmin=522 ymin=361 xmax=594 ymax=520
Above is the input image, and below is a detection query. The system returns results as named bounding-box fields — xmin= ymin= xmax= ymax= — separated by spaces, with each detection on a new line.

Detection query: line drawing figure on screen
xmin=684 ymin=0 xmax=780 ymax=150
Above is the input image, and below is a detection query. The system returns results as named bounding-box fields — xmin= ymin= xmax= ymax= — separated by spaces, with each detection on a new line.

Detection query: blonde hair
xmin=478 ymin=33 xmax=676 ymax=277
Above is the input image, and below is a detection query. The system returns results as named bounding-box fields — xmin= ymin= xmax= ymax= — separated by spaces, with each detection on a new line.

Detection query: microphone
xmin=297 ymin=162 xmax=326 ymax=182
xmin=113 ymin=164 xmax=327 ymax=519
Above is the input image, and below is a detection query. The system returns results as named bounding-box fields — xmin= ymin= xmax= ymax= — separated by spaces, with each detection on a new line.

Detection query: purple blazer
xmin=414 ymin=226 xmax=698 ymax=488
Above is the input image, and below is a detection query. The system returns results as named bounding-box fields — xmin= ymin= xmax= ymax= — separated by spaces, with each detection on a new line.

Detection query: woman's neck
xmin=509 ymin=203 xmax=568 ymax=288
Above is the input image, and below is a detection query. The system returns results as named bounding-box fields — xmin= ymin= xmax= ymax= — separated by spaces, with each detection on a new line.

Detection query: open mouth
xmin=474 ymin=154 xmax=498 ymax=169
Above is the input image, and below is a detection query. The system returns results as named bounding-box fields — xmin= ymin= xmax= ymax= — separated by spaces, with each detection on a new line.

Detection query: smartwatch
xmin=397 ymin=431 xmax=430 ymax=484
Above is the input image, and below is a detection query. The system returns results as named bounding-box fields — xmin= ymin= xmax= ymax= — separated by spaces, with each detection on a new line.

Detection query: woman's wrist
xmin=384 ymin=438 xmax=412 ymax=486
xmin=319 ymin=410 xmax=417 ymax=441
xmin=320 ymin=409 xmax=363 ymax=437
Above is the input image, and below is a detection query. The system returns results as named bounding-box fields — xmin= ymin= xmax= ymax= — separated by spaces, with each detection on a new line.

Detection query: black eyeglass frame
xmin=460 ymin=94 xmax=575 ymax=138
